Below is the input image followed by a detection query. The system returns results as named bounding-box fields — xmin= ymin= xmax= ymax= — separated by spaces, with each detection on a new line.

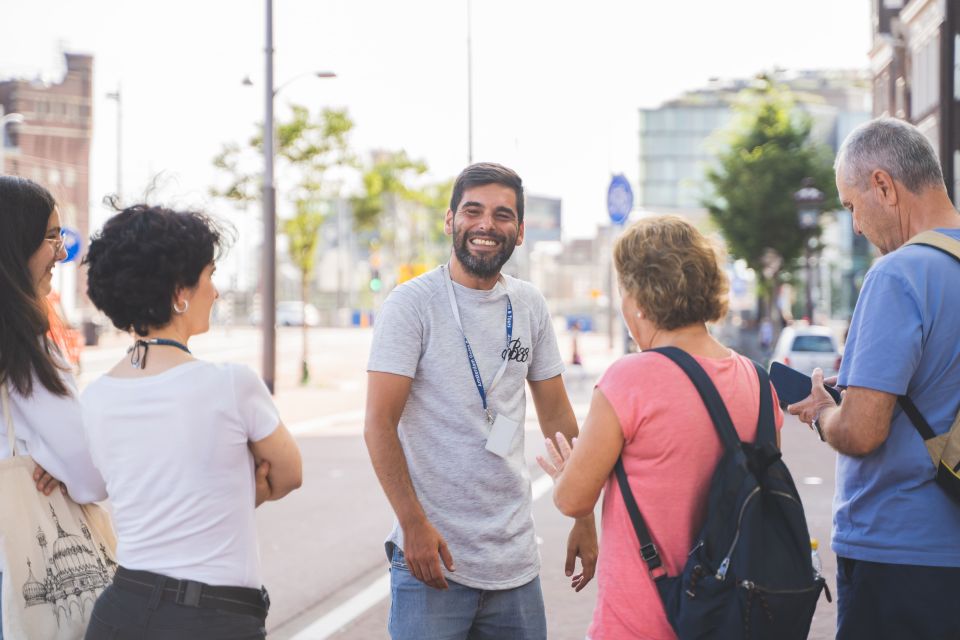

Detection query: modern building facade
xmin=637 ymin=69 xmax=873 ymax=323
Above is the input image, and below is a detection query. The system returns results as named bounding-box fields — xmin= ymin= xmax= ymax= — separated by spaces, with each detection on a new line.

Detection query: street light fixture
xmin=259 ymin=0 xmax=336 ymax=393
xmin=794 ymin=177 xmax=824 ymax=323
xmin=1 ymin=110 xmax=24 ymax=174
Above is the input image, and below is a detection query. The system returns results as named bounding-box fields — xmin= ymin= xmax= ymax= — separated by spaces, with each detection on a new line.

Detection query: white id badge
xmin=485 ymin=413 xmax=520 ymax=458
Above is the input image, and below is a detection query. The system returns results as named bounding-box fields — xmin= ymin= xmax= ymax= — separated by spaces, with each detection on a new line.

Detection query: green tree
xmin=212 ymin=106 xmax=356 ymax=383
xmin=350 ymin=150 xmax=429 ymax=293
xmin=704 ymin=81 xmax=839 ymax=322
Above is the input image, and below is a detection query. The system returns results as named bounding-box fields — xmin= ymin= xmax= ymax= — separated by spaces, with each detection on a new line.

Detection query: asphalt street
xmin=79 ymin=326 xmax=839 ymax=640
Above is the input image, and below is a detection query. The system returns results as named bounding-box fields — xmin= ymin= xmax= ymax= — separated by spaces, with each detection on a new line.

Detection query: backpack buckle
xmin=640 ymin=542 xmax=661 ymax=564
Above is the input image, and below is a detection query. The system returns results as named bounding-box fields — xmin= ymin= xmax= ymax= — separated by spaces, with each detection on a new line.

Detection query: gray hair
xmin=835 ymin=117 xmax=945 ymax=194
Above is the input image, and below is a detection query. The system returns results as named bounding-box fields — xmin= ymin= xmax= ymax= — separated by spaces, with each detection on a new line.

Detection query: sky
xmin=0 ymin=0 xmax=872 ymax=240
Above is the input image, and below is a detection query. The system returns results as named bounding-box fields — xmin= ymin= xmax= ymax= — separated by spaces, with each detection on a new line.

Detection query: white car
xmin=771 ymin=325 xmax=842 ymax=377
xmin=276 ymin=301 xmax=321 ymax=327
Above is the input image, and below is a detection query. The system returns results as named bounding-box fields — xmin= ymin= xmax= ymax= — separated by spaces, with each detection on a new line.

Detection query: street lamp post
xmin=794 ymin=178 xmax=824 ymax=323
xmin=105 ymin=87 xmax=122 ymax=200
xmin=260 ymin=0 xmax=336 ymax=393
xmin=1 ymin=109 xmax=25 ymax=174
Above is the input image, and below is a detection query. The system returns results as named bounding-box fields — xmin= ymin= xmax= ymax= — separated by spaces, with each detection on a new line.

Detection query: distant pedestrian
xmin=788 ymin=117 xmax=960 ymax=639
xmin=365 ymin=163 xmax=597 ymax=640
xmin=0 ymin=176 xmax=108 ymax=638
xmin=536 ymin=216 xmax=784 ymax=639
xmin=571 ymin=320 xmax=583 ymax=366
xmin=759 ymin=318 xmax=773 ymax=352
xmin=81 ymin=204 xmax=303 ymax=639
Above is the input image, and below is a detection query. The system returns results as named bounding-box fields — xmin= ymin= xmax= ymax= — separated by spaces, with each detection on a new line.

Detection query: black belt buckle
xmin=176 ymin=580 xmax=204 ymax=608
xmin=260 ymin=586 xmax=271 ymax=612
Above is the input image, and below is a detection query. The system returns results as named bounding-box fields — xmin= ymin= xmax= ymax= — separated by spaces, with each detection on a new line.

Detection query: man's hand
xmin=33 ymin=464 xmax=65 ymax=496
xmin=254 ymin=460 xmax=271 ymax=507
xmin=786 ymin=368 xmax=839 ymax=430
xmin=402 ymin=518 xmax=455 ymax=590
xmin=565 ymin=515 xmax=598 ymax=592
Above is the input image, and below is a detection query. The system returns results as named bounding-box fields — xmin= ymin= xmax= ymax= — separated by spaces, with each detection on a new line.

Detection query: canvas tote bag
xmin=0 ymin=382 xmax=118 ymax=640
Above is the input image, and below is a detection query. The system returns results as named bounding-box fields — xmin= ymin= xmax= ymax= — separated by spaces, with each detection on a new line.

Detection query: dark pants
xmin=84 ymin=583 xmax=266 ymax=640
xmin=837 ymin=556 xmax=960 ymax=640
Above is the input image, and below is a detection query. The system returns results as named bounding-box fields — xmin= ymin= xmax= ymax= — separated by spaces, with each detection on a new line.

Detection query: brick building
xmin=0 ymin=52 xmax=94 ymax=313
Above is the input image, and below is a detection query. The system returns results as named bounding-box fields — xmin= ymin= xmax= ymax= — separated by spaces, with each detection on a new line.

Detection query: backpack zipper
xmin=716 ymin=486 xmax=760 ymax=580
xmin=739 ymin=580 xmax=822 ymax=596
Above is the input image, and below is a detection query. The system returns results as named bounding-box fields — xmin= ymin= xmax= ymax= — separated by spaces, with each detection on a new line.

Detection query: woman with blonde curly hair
xmin=537 ymin=216 xmax=783 ymax=639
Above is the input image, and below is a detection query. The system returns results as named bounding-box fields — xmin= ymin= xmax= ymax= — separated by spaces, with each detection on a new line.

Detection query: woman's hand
xmin=33 ymin=464 xmax=66 ymax=496
xmin=536 ymin=432 xmax=576 ymax=480
xmin=254 ymin=460 xmax=272 ymax=507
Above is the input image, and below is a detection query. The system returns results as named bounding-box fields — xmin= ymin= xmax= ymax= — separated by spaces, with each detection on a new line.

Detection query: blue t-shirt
xmin=834 ymin=228 xmax=960 ymax=567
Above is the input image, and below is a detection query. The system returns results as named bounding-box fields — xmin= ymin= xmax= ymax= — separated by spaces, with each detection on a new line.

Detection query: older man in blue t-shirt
xmin=789 ymin=117 xmax=960 ymax=640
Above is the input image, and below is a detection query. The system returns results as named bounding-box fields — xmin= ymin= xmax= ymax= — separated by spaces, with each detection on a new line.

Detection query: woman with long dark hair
xmin=0 ymin=176 xmax=108 ymax=636
xmin=81 ymin=203 xmax=302 ymax=639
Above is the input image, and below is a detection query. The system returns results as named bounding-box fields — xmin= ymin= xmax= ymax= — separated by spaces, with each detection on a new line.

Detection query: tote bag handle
xmin=1 ymin=381 xmax=19 ymax=456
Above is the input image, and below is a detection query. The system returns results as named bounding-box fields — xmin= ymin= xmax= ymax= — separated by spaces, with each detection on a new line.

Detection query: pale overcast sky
xmin=1 ymin=0 xmax=872 ymax=239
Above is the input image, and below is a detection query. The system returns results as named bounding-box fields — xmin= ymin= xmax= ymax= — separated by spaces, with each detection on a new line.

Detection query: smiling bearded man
xmin=364 ymin=163 xmax=598 ymax=640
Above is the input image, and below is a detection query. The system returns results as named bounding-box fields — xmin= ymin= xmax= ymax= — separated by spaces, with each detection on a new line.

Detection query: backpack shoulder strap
xmin=898 ymin=231 xmax=959 ymax=440
xmin=905 ymin=230 xmax=960 ymax=265
xmin=649 ymin=346 xmax=742 ymax=454
xmin=614 ymin=457 xmax=664 ymax=578
xmin=753 ymin=361 xmax=778 ymax=448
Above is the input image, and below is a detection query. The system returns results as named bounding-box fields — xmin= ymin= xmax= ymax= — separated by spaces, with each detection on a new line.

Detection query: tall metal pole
xmin=106 ymin=87 xmax=123 ymax=200
xmin=262 ymin=0 xmax=277 ymax=393
xmin=466 ymin=0 xmax=474 ymax=164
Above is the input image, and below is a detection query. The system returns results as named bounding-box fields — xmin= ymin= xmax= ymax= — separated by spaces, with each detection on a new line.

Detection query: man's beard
xmin=453 ymin=226 xmax=517 ymax=279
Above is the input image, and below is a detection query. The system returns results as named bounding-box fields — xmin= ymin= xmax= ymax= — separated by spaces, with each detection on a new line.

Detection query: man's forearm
xmin=364 ymin=423 xmax=428 ymax=528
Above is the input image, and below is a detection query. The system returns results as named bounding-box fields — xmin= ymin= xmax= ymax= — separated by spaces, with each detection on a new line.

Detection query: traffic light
xmin=369 ymin=269 xmax=382 ymax=292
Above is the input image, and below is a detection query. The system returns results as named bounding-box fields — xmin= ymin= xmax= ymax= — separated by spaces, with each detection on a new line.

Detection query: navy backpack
xmin=614 ymin=347 xmax=829 ymax=639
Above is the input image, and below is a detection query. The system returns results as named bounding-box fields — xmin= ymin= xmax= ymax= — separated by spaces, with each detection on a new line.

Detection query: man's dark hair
xmin=85 ymin=204 xmax=230 ymax=336
xmin=0 ymin=176 xmax=68 ymax=397
xmin=449 ymin=162 xmax=524 ymax=224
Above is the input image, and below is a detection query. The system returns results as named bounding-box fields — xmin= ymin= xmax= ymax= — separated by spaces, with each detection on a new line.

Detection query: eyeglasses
xmin=45 ymin=229 xmax=65 ymax=253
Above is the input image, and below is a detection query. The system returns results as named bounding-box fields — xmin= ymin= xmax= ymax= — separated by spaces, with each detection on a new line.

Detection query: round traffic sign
xmin=60 ymin=227 xmax=82 ymax=263
xmin=607 ymin=174 xmax=633 ymax=225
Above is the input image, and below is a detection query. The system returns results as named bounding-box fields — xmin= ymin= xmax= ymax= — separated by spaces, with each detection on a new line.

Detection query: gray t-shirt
xmin=367 ymin=265 xmax=564 ymax=589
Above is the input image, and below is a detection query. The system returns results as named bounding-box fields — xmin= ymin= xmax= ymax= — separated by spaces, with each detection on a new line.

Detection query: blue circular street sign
xmin=607 ymin=174 xmax=633 ymax=225
xmin=60 ymin=227 xmax=82 ymax=263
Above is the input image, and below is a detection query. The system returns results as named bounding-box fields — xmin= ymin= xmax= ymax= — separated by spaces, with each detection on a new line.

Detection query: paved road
xmin=79 ymin=326 xmax=840 ymax=639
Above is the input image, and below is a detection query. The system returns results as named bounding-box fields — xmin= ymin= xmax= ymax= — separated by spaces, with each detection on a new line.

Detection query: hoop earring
xmin=173 ymin=300 xmax=189 ymax=314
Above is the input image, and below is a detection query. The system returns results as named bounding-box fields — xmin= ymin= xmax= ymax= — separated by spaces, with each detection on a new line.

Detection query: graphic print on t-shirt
xmin=501 ymin=338 xmax=530 ymax=363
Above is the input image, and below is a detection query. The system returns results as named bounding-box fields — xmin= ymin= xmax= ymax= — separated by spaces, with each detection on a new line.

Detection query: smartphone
xmin=768 ymin=361 xmax=842 ymax=409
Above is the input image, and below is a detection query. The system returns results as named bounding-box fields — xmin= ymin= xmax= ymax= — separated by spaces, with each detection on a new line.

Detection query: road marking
xmin=288 ymin=410 xmax=366 ymax=436
xmin=290 ymin=573 xmax=391 ymax=640
xmin=289 ymin=472 xmax=556 ymax=639
xmin=802 ymin=476 xmax=824 ymax=485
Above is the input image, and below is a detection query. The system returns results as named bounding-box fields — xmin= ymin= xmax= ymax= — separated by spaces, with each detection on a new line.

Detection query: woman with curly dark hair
xmin=0 ymin=176 xmax=107 ymax=637
xmin=81 ymin=204 xmax=302 ymax=640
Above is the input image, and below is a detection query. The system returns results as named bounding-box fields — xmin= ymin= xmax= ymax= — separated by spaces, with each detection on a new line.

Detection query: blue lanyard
xmin=442 ymin=265 xmax=513 ymax=424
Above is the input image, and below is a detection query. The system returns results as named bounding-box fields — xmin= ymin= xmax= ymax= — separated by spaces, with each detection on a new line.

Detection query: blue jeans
xmin=836 ymin=556 xmax=960 ymax=640
xmin=388 ymin=548 xmax=547 ymax=640
xmin=84 ymin=583 xmax=265 ymax=640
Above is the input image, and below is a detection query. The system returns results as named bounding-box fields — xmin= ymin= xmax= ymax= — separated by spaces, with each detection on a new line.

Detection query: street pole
xmin=106 ymin=87 xmax=122 ymax=200
xmin=466 ymin=0 xmax=473 ymax=164
xmin=1 ymin=109 xmax=25 ymax=174
xmin=262 ymin=0 xmax=277 ymax=393
xmin=805 ymin=241 xmax=814 ymax=322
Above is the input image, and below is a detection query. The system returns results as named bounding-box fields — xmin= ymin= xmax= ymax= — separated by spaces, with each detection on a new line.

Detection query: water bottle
xmin=810 ymin=538 xmax=822 ymax=578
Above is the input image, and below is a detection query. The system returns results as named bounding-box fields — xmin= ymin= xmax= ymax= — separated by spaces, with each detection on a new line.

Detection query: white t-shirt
xmin=80 ymin=361 xmax=279 ymax=588
xmin=1 ymin=361 xmax=107 ymax=505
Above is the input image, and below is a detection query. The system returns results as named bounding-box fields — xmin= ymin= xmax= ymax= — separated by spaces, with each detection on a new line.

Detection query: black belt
xmin=113 ymin=566 xmax=270 ymax=621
